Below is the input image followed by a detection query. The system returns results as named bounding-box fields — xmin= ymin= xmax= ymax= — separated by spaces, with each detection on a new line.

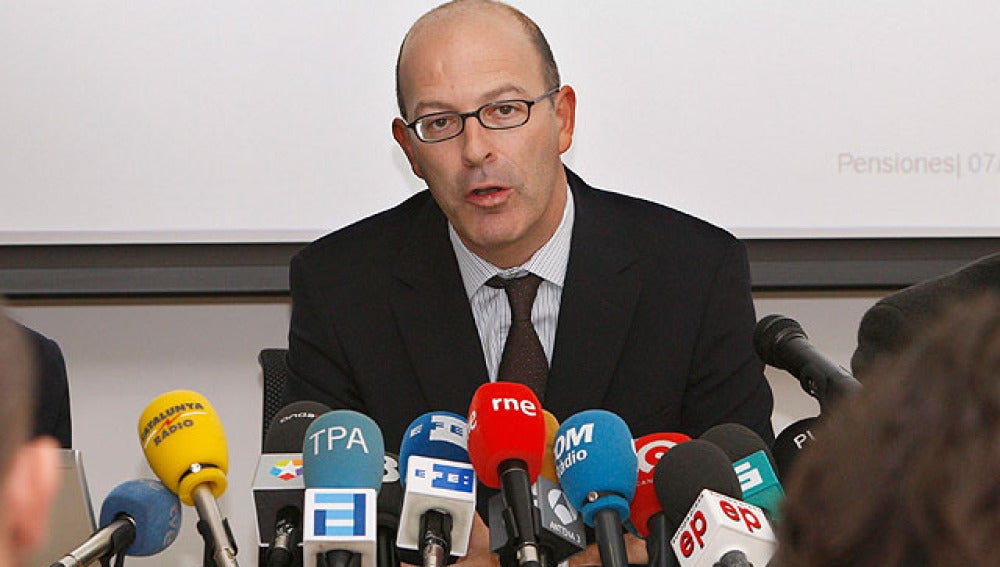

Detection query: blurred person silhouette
xmin=851 ymin=251 xmax=1000 ymax=380
xmin=0 ymin=310 xmax=60 ymax=566
xmin=774 ymin=292 xmax=1000 ymax=566
xmin=19 ymin=324 xmax=72 ymax=448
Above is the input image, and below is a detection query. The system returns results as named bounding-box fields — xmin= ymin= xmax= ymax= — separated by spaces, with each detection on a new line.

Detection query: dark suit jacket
xmin=21 ymin=324 xmax=72 ymax=448
xmin=852 ymin=251 xmax=1000 ymax=380
xmin=283 ymin=169 xmax=774 ymax=453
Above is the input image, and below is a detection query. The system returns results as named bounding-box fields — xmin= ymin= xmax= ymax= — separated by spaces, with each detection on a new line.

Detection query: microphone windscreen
xmin=771 ymin=417 xmax=819 ymax=481
xmin=263 ymin=401 xmax=331 ymax=453
xmin=631 ymin=432 xmax=690 ymax=536
xmin=700 ymin=423 xmax=778 ymax=472
xmin=653 ymin=439 xmax=742 ymax=528
xmin=554 ymin=409 xmax=637 ymax=526
xmin=378 ymin=452 xmax=403 ymax=530
xmin=98 ymin=479 xmax=182 ymax=557
xmin=302 ymin=410 xmax=385 ymax=490
xmin=138 ymin=390 xmax=229 ymax=505
xmin=753 ymin=314 xmax=806 ymax=368
xmin=467 ymin=382 xmax=544 ymax=488
xmin=399 ymin=411 xmax=470 ymax=484
xmin=539 ymin=410 xmax=561 ymax=483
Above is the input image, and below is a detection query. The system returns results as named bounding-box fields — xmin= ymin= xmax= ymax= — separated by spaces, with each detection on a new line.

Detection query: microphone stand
xmin=645 ymin=514 xmax=679 ymax=567
xmin=193 ymin=484 xmax=239 ymax=567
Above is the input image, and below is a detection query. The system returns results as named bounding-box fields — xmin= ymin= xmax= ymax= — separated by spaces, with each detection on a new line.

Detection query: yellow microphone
xmin=138 ymin=390 xmax=239 ymax=566
xmin=540 ymin=410 xmax=560 ymax=483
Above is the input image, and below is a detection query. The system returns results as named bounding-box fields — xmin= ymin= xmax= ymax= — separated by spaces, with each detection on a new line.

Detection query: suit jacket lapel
xmin=389 ymin=195 xmax=489 ymax=414
xmin=545 ymin=170 xmax=640 ymax=419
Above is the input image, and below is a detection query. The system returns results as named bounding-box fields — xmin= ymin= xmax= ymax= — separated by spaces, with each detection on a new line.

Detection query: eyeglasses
xmin=404 ymin=87 xmax=561 ymax=143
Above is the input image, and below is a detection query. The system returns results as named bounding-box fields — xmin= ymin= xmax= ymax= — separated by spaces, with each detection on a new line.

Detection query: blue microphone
xmin=554 ymin=410 xmax=637 ymax=567
xmin=302 ymin=410 xmax=385 ymax=567
xmin=52 ymin=478 xmax=181 ymax=566
xmin=397 ymin=412 xmax=476 ymax=567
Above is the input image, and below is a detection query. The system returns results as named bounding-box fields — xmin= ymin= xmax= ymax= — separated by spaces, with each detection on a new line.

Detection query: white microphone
xmin=670 ymin=490 xmax=776 ymax=567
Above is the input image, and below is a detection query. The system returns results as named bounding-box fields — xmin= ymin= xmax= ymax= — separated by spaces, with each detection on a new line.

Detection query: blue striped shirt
xmin=449 ymin=187 xmax=575 ymax=382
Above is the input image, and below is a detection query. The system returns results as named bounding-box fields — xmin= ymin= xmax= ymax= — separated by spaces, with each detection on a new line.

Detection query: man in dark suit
xmin=285 ymin=0 xmax=772 ymax=467
xmin=284 ymin=1 xmax=772 ymax=563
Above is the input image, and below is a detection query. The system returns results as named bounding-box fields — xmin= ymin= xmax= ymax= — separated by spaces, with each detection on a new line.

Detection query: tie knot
xmin=487 ymin=273 xmax=543 ymax=322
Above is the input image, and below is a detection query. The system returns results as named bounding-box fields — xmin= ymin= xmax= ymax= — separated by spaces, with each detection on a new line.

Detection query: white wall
xmin=7 ymin=291 xmax=882 ymax=566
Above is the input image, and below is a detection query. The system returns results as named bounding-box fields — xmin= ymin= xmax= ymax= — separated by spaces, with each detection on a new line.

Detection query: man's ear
xmin=392 ymin=118 xmax=425 ymax=179
xmin=2 ymin=437 xmax=60 ymax=554
xmin=554 ymin=85 xmax=577 ymax=154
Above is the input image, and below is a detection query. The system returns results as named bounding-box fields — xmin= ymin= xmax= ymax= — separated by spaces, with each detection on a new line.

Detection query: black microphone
xmin=754 ymin=315 xmax=861 ymax=412
xmin=254 ymin=401 xmax=331 ymax=567
xmin=771 ymin=417 xmax=819 ymax=481
xmin=654 ymin=441 xmax=776 ymax=566
xmin=378 ymin=453 xmax=403 ymax=567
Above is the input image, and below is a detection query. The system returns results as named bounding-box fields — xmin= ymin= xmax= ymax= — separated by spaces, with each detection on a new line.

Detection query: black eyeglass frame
xmin=404 ymin=86 xmax=562 ymax=143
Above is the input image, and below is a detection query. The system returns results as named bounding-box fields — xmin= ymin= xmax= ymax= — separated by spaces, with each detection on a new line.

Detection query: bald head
xmin=395 ymin=0 xmax=560 ymax=119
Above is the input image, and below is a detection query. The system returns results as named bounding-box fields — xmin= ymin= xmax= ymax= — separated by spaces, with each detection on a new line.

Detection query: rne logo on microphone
xmin=490 ymin=397 xmax=538 ymax=416
xmin=306 ymin=426 xmax=370 ymax=456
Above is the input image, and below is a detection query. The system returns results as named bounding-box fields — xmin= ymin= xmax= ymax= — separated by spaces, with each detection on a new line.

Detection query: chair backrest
xmin=258 ymin=348 xmax=290 ymax=450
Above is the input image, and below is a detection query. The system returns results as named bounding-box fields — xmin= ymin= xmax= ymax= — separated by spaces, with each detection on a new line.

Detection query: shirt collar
xmin=450 ymin=185 xmax=575 ymax=299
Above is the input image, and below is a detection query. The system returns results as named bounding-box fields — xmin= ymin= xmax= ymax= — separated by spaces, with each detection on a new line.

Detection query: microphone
xmin=631 ymin=433 xmax=690 ymax=567
xmin=254 ymin=401 xmax=331 ymax=567
xmin=754 ymin=315 xmax=861 ymax=412
xmin=396 ymin=411 xmax=476 ymax=567
xmin=138 ymin=390 xmax=239 ymax=567
xmin=699 ymin=424 xmax=784 ymax=524
xmin=554 ymin=410 xmax=637 ymax=567
xmin=467 ymin=382 xmax=545 ymax=567
xmin=771 ymin=417 xmax=819 ymax=482
xmin=50 ymin=479 xmax=181 ymax=567
xmin=488 ymin=410 xmax=586 ymax=567
xmin=302 ymin=410 xmax=385 ymax=567
xmin=653 ymin=441 xmax=775 ymax=567
xmin=378 ymin=452 xmax=403 ymax=567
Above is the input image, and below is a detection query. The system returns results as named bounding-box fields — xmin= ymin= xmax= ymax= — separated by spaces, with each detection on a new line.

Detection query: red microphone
xmin=467 ymin=383 xmax=545 ymax=567
xmin=633 ymin=433 xmax=691 ymax=567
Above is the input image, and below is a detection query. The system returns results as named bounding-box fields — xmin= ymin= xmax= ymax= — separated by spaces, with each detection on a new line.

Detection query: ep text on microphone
xmin=254 ymin=400 xmax=332 ymax=567
xmin=488 ymin=410 xmax=586 ymax=567
xmin=138 ymin=389 xmax=240 ymax=567
xmin=652 ymin=440 xmax=774 ymax=567
xmin=554 ymin=410 xmax=637 ymax=567
xmin=467 ymin=382 xmax=546 ymax=567
xmin=669 ymin=490 xmax=775 ymax=567
xmin=754 ymin=314 xmax=862 ymax=412
xmin=771 ymin=417 xmax=819 ymax=481
xmin=699 ymin=424 xmax=784 ymax=524
xmin=631 ymin=433 xmax=690 ymax=567
xmin=396 ymin=411 xmax=476 ymax=567
xmin=302 ymin=410 xmax=385 ymax=567
xmin=50 ymin=478 xmax=182 ymax=567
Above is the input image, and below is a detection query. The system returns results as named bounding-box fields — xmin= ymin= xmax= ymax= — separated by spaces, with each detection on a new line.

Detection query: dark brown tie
xmin=486 ymin=273 xmax=548 ymax=401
